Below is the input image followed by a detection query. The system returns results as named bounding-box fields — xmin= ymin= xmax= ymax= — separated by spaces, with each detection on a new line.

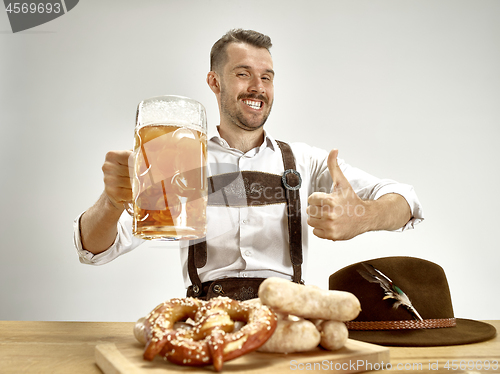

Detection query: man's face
xmin=217 ymin=43 xmax=275 ymax=132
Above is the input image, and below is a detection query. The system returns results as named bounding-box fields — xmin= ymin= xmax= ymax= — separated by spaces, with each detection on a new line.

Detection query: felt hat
xmin=328 ymin=256 xmax=496 ymax=346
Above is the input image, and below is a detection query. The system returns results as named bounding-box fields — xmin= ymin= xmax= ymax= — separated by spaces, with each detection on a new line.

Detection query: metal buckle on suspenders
xmin=282 ymin=169 xmax=302 ymax=190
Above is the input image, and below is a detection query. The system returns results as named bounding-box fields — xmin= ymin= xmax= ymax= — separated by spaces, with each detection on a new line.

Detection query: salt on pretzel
xmin=258 ymin=277 xmax=361 ymax=321
xmin=135 ymin=297 xmax=277 ymax=372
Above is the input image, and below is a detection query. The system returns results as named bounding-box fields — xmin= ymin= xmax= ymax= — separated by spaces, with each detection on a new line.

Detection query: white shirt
xmin=73 ymin=130 xmax=424 ymax=288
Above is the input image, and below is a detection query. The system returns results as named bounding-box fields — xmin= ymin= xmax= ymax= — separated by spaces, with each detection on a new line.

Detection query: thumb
xmin=327 ymin=149 xmax=348 ymax=187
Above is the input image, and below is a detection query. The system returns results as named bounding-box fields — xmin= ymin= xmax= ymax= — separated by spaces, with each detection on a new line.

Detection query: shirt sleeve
xmin=305 ymin=145 xmax=424 ymax=231
xmin=73 ymin=210 xmax=144 ymax=265
xmin=340 ymin=160 xmax=424 ymax=231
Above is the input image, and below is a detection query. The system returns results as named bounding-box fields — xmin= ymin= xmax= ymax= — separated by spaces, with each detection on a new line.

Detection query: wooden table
xmin=0 ymin=320 xmax=498 ymax=373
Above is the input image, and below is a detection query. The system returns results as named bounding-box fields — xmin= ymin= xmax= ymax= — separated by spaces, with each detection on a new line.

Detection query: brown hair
xmin=210 ymin=29 xmax=272 ymax=73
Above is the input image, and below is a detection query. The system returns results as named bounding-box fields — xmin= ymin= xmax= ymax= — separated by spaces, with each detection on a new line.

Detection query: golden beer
xmin=131 ymin=124 xmax=207 ymax=240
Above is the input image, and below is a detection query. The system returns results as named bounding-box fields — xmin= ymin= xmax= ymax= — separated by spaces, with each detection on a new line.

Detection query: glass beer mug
xmin=126 ymin=95 xmax=208 ymax=240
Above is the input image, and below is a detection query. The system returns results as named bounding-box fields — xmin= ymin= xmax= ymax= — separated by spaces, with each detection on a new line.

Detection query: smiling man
xmin=209 ymin=39 xmax=275 ymax=151
xmin=73 ymin=29 xmax=424 ymax=300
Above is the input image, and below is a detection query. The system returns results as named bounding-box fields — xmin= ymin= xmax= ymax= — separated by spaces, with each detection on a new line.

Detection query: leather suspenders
xmin=277 ymin=141 xmax=303 ymax=284
xmin=187 ymin=140 xmax=303 ymax=299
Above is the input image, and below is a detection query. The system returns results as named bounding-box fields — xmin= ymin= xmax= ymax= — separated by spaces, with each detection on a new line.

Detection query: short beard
xmin=220 ymin=87 xmax=272 ymax=132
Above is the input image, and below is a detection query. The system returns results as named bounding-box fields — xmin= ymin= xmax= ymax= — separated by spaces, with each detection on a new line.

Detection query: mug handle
xmin=124 ymin=201 xmax=134 ymax=216
xmin=124 ymin=148 xmax=136 ymax=216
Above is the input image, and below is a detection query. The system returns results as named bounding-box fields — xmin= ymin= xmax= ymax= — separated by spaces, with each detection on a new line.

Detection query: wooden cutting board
xmin=95 ymin=338 xmax=389 ymax=374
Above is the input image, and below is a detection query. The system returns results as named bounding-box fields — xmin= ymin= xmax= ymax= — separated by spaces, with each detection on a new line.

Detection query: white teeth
xmin=243 ymin=100 xmax=261 ymax=110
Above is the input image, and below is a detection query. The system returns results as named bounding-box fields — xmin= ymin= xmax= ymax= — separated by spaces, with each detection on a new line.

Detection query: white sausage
xmin=257 ymin=314 xmax=320 ymax=353
xmin=317 ymin=320 xmax=349 ymax=351
xmin=258 ymin=277 xmax=361 ymax=321
xmin=134 ymin=317 xmax=147 ymax=345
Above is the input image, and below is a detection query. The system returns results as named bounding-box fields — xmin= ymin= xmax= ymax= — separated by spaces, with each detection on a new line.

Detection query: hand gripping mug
xmin=126 ymin=95 xmax=208 ymax=240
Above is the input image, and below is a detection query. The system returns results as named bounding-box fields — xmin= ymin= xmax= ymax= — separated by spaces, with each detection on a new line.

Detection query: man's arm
xmin=364 ymin=193 xmax=412 ymax=232
xmin=307 ymin=149 xmax=412 ymax=241
xmin=79 ymin=150 xmax=132 ymax=254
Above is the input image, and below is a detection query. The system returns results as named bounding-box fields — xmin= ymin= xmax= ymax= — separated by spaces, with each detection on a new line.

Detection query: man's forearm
xmin=80 ymin=192 xmax=125 ymax=255
xmin=365 ymin=193 xmax=412 ymax=232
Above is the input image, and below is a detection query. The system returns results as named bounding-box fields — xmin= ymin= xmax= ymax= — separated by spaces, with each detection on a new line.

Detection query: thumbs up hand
xmin=307 ymin=149 xmax=372 ymax=241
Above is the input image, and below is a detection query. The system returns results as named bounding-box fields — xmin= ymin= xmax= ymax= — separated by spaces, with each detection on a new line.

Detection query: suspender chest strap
xmin=276 ymin=140 xmax=303 ymax=284
xmin=187 ymin=140 xmax=303 ymax=299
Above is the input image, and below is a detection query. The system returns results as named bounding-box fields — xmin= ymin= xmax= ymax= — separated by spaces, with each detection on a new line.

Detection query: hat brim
xmin=348 ymin=318 xmax=497 ymax=347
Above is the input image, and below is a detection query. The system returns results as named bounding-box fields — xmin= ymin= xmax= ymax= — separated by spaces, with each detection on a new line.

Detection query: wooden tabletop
xmin=0 ymin=320 xmax=498 ymax=373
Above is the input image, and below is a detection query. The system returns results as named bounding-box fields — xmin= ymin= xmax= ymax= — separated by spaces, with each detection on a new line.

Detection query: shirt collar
xmin=208 ymin=126 xmax=277 ymax=153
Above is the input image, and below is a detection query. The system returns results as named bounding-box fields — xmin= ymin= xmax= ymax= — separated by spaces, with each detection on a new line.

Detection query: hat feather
xmin=358 ymin=263 xmax=423 ymax=321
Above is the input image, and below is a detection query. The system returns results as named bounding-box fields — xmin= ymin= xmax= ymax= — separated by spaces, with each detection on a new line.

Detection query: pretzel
xmin=138 ymin=297 xmax=277 ymax=372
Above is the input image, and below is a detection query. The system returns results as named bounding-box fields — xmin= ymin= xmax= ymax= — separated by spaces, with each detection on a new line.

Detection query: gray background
xmin=1 ymin=0 xmax=498 ymax=322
